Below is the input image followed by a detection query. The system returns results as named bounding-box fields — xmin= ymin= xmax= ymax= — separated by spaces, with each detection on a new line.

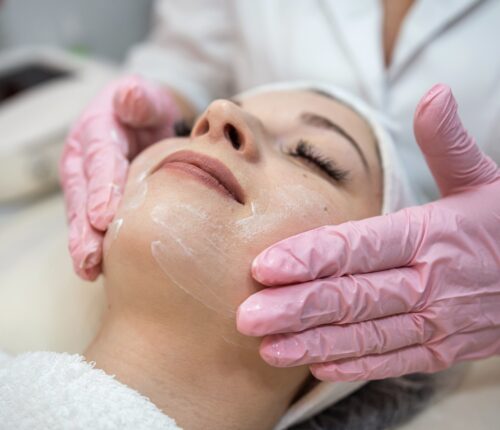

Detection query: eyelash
xmin=288 ymin=140 xmax=349 ymax=183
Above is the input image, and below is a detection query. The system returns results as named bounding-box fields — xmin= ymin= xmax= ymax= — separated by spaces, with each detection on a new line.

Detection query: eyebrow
xmin=300 ymin=112 xmax=370 ymax=171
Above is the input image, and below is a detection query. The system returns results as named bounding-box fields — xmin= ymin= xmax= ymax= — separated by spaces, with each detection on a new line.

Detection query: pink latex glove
xmin=237 ymin=84 xmax=500 ymax=381
xmin=60 ymin=75 xmax=181 ymax=280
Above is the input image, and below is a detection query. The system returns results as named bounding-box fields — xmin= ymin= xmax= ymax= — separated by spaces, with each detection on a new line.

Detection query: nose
xmin=191 ymin=100 xmax=259 ymax=160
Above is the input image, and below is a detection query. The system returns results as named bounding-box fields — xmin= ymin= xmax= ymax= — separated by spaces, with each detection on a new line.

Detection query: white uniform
xmin=127 ymin=0 xmax=500 ymax=202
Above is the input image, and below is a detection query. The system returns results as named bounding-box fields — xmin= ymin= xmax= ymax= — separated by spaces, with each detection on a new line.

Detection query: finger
xmin=251 ymin=206 xmax=427 ymax=286
xmin=113 ymin=75 xmax=179 ymax=129
xmin=414 ymin=84 xmax=499 ymax=197
xmin=310 ymin=345 xmax=442 ymax=382
xmin=424 ymin=326 xmax=500 ymax=365
xmin=59 ymin=137 xmax=103 ymax=280
xmin=311 ymin=326 xmax=500 ymax=382
xmin=78 ymin=115 xmax=130 ymax=231
xmin=238 ymin=267 xmax=421 ymax=336
xmin=259 ymin=313 xmax=429 ymax=367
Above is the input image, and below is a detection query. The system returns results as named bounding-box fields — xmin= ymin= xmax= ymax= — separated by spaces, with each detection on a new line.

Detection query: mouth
xmin=156 ymin=150 xmax=245 ymax=205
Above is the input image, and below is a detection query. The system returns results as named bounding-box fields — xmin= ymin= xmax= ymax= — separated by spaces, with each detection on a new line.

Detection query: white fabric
xmin=128 ymin=0 xmax=500 ymax=203
xmin=0 ymin=351 xmax=181 ymax=430
xmin=239 ymin=81 xmax=416 ymax=430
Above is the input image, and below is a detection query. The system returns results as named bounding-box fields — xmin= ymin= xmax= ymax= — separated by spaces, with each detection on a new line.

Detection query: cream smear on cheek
xmin=149 ymin=184 xmax=335 ymax=322
xmin=103 ymin=157 xmax=341 ymax=349
xmin=103 ymin=167 xmax=152 ymax=257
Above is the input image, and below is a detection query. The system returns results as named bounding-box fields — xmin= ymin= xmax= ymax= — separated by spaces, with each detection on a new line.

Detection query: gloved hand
xmin=60 ymin=75 xmax=181 ymax=280
xmin=237 ymin=84 xmax=500 ymax=381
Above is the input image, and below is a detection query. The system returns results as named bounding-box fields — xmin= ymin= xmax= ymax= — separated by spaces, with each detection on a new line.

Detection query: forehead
xmin=238 ymin=90 xmax=367 ymax=127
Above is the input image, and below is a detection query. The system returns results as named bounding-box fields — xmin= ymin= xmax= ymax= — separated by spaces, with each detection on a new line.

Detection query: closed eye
xmin=288 ymin=140 xmax=350 ymax=183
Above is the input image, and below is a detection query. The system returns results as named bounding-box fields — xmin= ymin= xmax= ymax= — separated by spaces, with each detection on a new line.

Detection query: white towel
xmin=0 ymin=351 xmax=181 ymax=430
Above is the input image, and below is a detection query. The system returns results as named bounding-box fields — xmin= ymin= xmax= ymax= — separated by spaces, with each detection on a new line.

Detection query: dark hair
xmin=290 ymin=366 xmax=465 ymax=430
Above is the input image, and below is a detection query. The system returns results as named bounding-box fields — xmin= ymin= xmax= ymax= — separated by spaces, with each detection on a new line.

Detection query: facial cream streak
xmin=149 ymin=185 xmax=333 ymax=319
xmin=103 ymin=172 xmax=149 ymax=256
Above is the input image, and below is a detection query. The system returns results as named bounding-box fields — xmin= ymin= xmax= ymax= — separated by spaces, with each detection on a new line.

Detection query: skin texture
xmin=84 ymin=90 xmax=382 ymax=430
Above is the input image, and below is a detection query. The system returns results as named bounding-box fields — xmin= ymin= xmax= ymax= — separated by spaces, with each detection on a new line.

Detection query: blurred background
xmin=0 ymin=0 xmax=154 ymax=223
xmin=0 ymin=0 xmax=158 ymax=361
xmin=0 ymin=0 xmax=153 ymax=62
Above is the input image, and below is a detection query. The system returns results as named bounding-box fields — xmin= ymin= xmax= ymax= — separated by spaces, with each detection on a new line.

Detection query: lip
xmin=156 ymin=150 xmax=245 ymax=204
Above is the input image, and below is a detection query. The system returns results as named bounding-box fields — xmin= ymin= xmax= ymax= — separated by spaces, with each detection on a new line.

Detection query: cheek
xmin=248 ymin=161 xmax=351 ymax=227
xmin=235 ymin=184 xmax=334 ymax=248
xmin=102 ymin=202 xmax=166 ymax=312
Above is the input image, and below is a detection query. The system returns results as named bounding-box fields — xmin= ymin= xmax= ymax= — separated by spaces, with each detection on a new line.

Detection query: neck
xmin=84 ymin=307 xmax=308 ymax=430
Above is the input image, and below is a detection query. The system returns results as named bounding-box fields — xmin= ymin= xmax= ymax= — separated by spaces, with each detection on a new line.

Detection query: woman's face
xmin=103 ymin=90 xmax=382 ymax=334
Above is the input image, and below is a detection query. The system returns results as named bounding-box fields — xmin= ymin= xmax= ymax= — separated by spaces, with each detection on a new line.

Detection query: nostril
xmin=224 ymin=123 xmax=243 ymax=150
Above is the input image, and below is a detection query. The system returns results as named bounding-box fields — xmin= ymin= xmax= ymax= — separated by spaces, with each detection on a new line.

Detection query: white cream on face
xmin=144 ymin=182 xmax=336 ymax=350
xmin=103 ymin=170 xmax=150 ymax=257
xmin=103 ymin=218 xmax=124 ymax=257
xmin=235 ymin=184 xmax=349 ymax=241
xmin=149 ymin=184 xmax=334 ymax=319
xmin=150 ymin=202 xmax=231 ymax=315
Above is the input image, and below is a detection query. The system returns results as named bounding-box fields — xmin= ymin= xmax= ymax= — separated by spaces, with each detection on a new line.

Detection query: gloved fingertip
xmin=251 ymin=255 xmax=270 ymax=284
xmin=87 ymin=185 xmax=123 ymax=231
xmin=79 ymin=264 xmax=101 ymax=282
xmin=73 ymin=250 xmax=101 ymax=281
xmin=113 ymin=78 xmax=153 ymax=126
xmin=69 ymin=225 xmax=103 ymax=280
xmin=418 ymin=83 xmax=451 ymax=108
xmin=415 ymin=83 xmax=452 ymax=119
xmin=236 ymin=298 xmax=266 ymax=337
xmin=310 ymin=361 xmax=364 ymax=382
xmin=81 ymin=244 xmax=101 ymax=267
xmin=310 ymin=363 xmax=337 ymax=381
xmin=414 ymin=84 xmax=458 ymax=151
xmin=259 ymin=336 xmax=289 ymax=367
xmin=88 ymin=208 xmax=117 ymax=231
xmin=261 ymin=334 xmax=307 ymax=367
xmin=251 ymin=249 xmax=292 ymax=286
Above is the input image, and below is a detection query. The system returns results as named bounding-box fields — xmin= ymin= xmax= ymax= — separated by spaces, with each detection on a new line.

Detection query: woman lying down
xmin=0 ymin=82 xmax=462 ymax=430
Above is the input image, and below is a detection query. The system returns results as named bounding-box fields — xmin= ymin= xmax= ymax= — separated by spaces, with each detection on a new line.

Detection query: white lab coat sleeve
xmin=126 ymin=0 xmax=234 ymax=113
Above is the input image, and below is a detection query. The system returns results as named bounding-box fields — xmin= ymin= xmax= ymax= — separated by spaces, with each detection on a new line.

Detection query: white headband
xmin=237 ymin=81 xmax=417 ymax=429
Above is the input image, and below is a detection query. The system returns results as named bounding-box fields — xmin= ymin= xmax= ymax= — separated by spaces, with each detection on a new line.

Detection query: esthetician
xmin=60 ymin=0 xmax=500 ymax=381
